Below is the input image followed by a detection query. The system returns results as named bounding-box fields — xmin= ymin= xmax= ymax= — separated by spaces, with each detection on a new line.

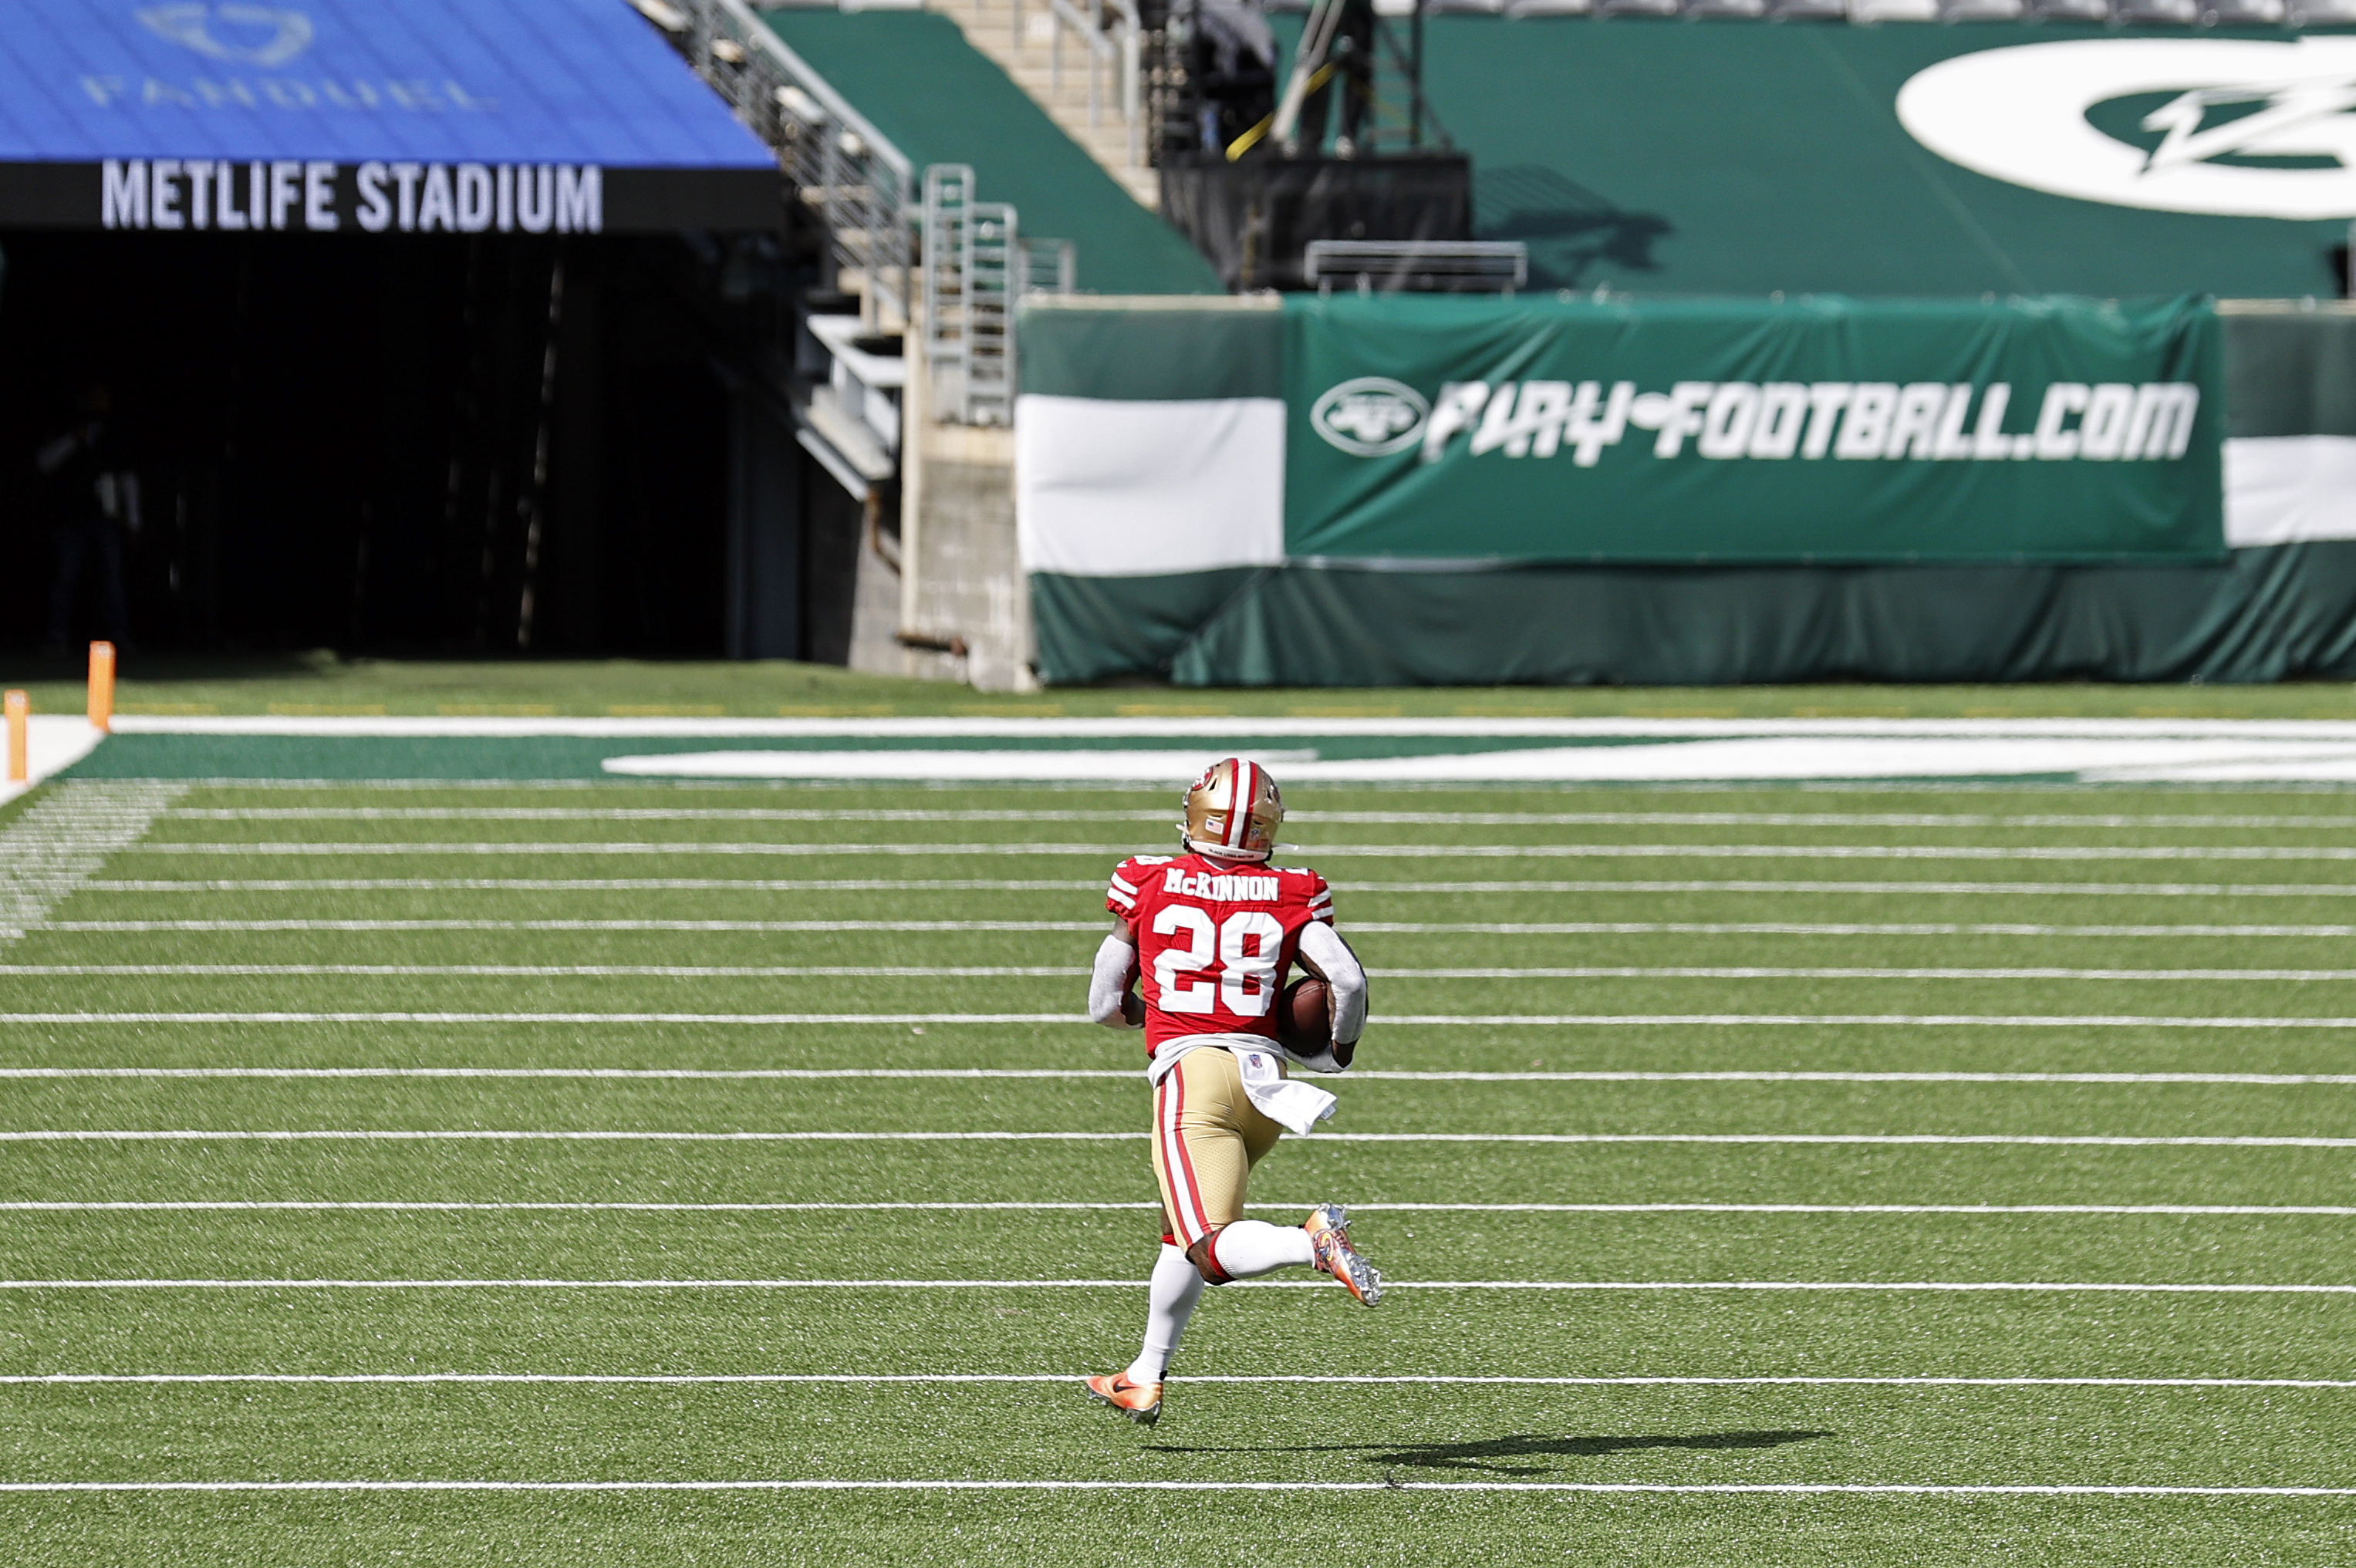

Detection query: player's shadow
xmin=1146 ymin=1429 xmax=1831 ymax=1478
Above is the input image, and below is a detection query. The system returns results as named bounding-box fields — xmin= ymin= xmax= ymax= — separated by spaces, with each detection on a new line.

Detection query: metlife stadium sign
xmin=0 ymin=0 xmax=779 ymax=233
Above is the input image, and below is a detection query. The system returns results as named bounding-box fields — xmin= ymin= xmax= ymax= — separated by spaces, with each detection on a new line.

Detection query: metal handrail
xmin=661 ymin=0 xmax=917 ymax=323
xmin=1001 ymin=0 xmax=1145 ymax=164
xmin=1306 ymin=239 xmax=1530 ymax=293
xmin=720 ymin=0 xmax=912 ymax=184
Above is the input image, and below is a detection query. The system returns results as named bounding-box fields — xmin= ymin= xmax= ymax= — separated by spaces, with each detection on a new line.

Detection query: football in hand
xmin=1277 ymin=976 xmax=1332 ymax=1052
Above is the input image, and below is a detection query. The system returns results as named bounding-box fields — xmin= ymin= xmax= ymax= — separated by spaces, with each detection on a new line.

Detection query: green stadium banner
xmin=1285 ymin=294 xmax=2222 ymax=566
xmin=1016 ymin=295 xmax=2356 ymax=688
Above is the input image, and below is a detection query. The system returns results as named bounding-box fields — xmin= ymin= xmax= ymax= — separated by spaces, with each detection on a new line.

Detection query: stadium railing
xmin=1305 ymin=238 xmax=1529 ymax=294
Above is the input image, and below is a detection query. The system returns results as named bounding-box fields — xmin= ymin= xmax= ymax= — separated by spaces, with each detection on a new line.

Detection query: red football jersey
xmin=1106 ymin=851 xmax=1335 ymax=1055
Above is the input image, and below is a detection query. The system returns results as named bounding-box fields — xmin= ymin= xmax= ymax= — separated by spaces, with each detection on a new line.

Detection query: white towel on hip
xmin=1230 ymin=1043 xmax=1336 ymax=1136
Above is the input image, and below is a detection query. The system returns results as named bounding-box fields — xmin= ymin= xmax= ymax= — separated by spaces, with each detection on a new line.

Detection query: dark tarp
xmin=1032 ymin=543 xmax=2356 ymax=687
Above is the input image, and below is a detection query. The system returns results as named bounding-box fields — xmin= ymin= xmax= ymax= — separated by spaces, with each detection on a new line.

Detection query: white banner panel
xmin=2224 ymin=435 xmax=2356 ymax=547
xmin=1014 ymin=394 xmax=1284 ymax=576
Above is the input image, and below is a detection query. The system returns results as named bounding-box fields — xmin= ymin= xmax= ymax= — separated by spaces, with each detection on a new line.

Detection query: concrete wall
xmin=845 ymin=331 xmax=1035 ymax=692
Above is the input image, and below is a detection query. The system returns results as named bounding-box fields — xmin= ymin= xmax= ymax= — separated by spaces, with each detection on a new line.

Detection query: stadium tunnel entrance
xmin=0 ymin=0 xmax=864 ymax=668
xmin=0 ymin=224 xmax=853 ymax=663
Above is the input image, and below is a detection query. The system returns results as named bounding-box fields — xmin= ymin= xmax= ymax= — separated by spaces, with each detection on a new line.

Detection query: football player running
xmin=1082 ymin=757 xmax=1379 ymax=1427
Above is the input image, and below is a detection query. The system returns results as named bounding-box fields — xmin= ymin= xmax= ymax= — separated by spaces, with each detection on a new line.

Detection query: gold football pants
xmin=1151 ymin=1045 xmax=1284 ymax=1249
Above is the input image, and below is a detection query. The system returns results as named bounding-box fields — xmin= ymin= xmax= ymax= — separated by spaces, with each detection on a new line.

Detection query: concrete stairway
xmin=933 ymin=0 xmax=1160 ymax=210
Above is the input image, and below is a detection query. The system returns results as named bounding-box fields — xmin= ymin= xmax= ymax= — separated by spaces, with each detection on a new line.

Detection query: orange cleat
xmin=1084 ymin=1371 xmax=1164 ymax=1425
xmin=1305 ymin=1202 xmax=1383 ymax=1307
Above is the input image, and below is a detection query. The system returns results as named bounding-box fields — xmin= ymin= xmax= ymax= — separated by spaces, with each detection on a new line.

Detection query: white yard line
xmin=5 ymin=1068 xmax=2348 ymax=1086
xmin=42 ymin=920 xmax=1103 ymax=933
xmin=74 ymin=877 xmax=2356 ymax=899
xmin=2 ymin=1278 xmax=2348 ymax=1294
xmin=165 ymin=807 xmax=2356 ymax=829
xmin=0 ymin=965 xmax=1083 ymax=978
xmin=7 ymin=1479 xmax=2354 ymax=1495
xmin=7 ymin=1372 xmax=2349 ymax=1389
xmin=48 ymin=919 xmax=2356 ymax=938
xmin=84 ymin=878 xmax=1102 ymax=892
xmin=11 ymin=963 xmax=2356 ymax=981
xmin=113 ymin=840 xmax=2356 ymax=861
xmin=3 ymin=1131 xmax=2348 ymax=1147
xmin=12 ymin=1010 xmax=2356 ymax=1028
xmin=8 ymin=1202 xmax=2348 ymax=1216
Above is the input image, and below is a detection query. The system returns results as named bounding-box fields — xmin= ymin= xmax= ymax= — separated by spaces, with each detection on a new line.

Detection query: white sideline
xmin=79 ymin=876 xmax=2356 ymax=899
xmin=9 ymin=1201 xmax=2352 ymax=1216
xmin=5 ymin=1130 xmax=2351 ymax=1147
xmin=14 ymin=1010 xmax=2356 ymax=1028
xmin=98 ymin=714 xmax=2356 ymax=737
xmin=15 ymin=963 xmax=2356 ymax=982
xmin=116 ymin=839 xmax=2356 ymax=861
xmin=7 ymin=1479 xmax=2354 ymax=1495
xmin=8 ymin=1372 xmax=2351 ymax=1389
xmin=2 ymin=1278 xmax=2350 ymax=1294
xmin=8 ymin=1068 xmax=2350 ymax=1086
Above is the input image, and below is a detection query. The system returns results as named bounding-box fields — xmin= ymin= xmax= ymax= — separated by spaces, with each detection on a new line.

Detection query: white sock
xmin=1125 ymin=1244 xmax=1203 ymax=1383
xmin=1207 ymin=1219 xmax=1315 ymax=1280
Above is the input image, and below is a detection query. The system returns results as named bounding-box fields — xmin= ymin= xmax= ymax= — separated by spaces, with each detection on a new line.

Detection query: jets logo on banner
xmin=1309 ymin=377 xmax=1429 ymax=457
xmin=1899 ymin=39 xmax=2356 ymax=220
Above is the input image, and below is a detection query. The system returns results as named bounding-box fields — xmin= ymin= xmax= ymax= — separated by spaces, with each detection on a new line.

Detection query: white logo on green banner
xmin=1310 ymin=376 xmax=1429 ymax=457
xmin=1899 ymin=39 xmax=2356 ymax=220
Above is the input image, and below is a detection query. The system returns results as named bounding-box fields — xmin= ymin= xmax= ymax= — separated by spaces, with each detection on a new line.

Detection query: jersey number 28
xmin=1151 ymin=905 xmax=1284 ymax=1017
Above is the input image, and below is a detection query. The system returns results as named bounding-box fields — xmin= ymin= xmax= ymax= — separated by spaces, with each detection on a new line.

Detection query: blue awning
xmin=0 ymin=0 xmax=780 ymax=231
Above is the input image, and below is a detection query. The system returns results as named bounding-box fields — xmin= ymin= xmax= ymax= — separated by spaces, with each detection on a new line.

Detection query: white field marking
xmin=0 ymin=782 xmax=187 ymax=941
xmin=1346 ymin=923 xmax=2356 ymax=937
xmin=172 ymin=808 xmax=1172 ymax=823
xmin=13 ymin=963 xmax=2356 ymax=983
xmin=8 ymin=1372 xmax=2352 ymax=1390
xmin=166 ymin=806 xmax=2356 ymax=829
xmin=0 ymin=1012 xmax=1087 ymax=1025
xmin=8 ymin=1202 xmax=2351 ymax=1217
xmin=46 ymin=919 xmax=2356 ymax=939
xmin=73 ymin=878 xmax=2356 ymax=900
xmin=2 ymin=1278 xmax=2351 ymax=1296
xmin=83 ymin=878 xmax=1102 ymax=893
xmin=114 ymin=840 xmax=2356 ymax=862
xmin=15 ymin=1010 xmax=2356 ymax=1030
xmin=39 ymin=921 xmax=1101 ymax=934
xmin=5 ymin=1068 xmax=2349 ymax=1087
xmin=96 ymin=714 xmax=2356 ymax=737
xmin=5 ymin=1131 xmax=2352 ymax=1148
xmin=3 ymin=1479 xmax=2354 ymax=1496
xmin=0 ymin=965 xmax=1083 ymax=978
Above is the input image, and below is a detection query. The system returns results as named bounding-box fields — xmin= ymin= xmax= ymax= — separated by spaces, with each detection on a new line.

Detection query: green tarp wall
xmin=759 ymin=8 xmax=1220 ymax=295
xmin=1022 ymin=299 xmax=2356 ymax=687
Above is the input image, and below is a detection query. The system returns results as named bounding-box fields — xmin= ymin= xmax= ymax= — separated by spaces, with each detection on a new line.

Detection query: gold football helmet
xmin=1180 ymin=757 xmax=1284 ymax=862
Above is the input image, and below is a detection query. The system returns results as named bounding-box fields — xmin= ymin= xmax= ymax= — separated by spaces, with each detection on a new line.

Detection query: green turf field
xmin=3 ymin=775 xmax=2354 ymax=1563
